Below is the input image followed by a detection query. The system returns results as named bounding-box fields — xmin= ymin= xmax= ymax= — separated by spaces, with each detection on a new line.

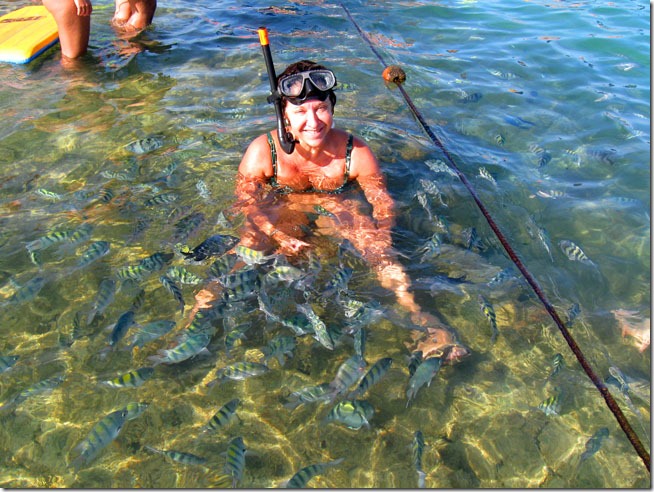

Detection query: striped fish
xmin=159 ymin=275 xmax=185 ymax=315
xmin=324 ymin=399 xmax=374 ymax=430
xmin=127 ymin=320 xmax=176 ymax=349
xmin=234 ymin=244 xmax=273 ymax=265
xmin=70 ymin=409 xmax=129 ymax=471
xmin=201 ymin=398 xmax=240 ymax=434
xmin=0 ymin=374 xmax=65 ymax=413
xmin=99 ymin=367 xmax=154 ymax=388
xmin=182 ymin=235 xmax=239 ymax=262
xmin=350 ymin=357 xmax=392 ymax=399
xmin=284 ymin=458 xmax=344 ymax=488
xmin=538 ymin=393 xmax=562 ymax=416
xmin=147 ymin=331 xmax=211 ymax=366
xmin=139 ymin=252 xmax=174 ymax=272
xmin=207 ymin=362 xmax=270 ymax=387
xmin=218 ymin=267 xmax=260 ymax=289
xmin=548 ymin=353 xmax=564 ymax=379
xmin=406 ymin=356 xmax=443 ymax=407
xmin=478 ymin=295 xmax=499 ymax=343
xmin=329 ymin=355 xmax=367 ymax=400
xmin=412 ymin=430 xmax=426 ymax=488
xmin=25 ymin=229 xmax=74 ymax=253
xmin=166 ymin=266 xmax=203 ymax=285
xmin=145 ymin=446 xmax=207 ymax=465
xmin=321 ymin=266 xmax=353 ymax=299
xmin=297 ymin=303 xmax=334 ymax=350
xmin=116 ymin=264 xmax=149 ymax=281
xmin=558 ymin=239 xmax=595 ymax=266
xmin=87 ymin=278 xmax=116 ymax=324
xmin=283 ymin=383 xmax=332 ymax=410
xmin=262 ymin=335 xmax=296 ymax=367
xmin=124 ymin=135 xmax=164 ymax=154
xmin=144 ymin=192 xmax=178 ymax=207
xmin=353 ymin=327 xmax=367 ymax=362
xmin=208 ymin=253 xmax=239 ymax=278
xmin=224 ymin=436 xmax=247 ymax=487
xmin=7 ymin=276 xmax=46 ymax=304
xmin=77 ymin=241 xmax=110 ymax=267
xmin=121 ymin=402 xmax=149 ymax=420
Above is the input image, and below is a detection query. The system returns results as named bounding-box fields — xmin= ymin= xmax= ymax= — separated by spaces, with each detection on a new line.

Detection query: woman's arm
xmin=348 ymin=137 xmax=395 ymax=229
xmin=236 ymin=135 xmax=309 ymax=255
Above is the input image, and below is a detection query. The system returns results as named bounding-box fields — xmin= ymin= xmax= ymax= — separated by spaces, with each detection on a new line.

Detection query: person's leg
xmin=129 ymin=0 xmax=156 ymax=29
xmin=111 ymin=0 xmax=131 ymax=26
xmin=113 ymin=0 xmax=156 ymax=31
xmin=43 ymin=0 xmax=91 ymax=59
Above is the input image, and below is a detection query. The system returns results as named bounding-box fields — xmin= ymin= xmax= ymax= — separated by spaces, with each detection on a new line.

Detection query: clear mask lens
xmin=279 ymin=70 xmax=336 ymax=97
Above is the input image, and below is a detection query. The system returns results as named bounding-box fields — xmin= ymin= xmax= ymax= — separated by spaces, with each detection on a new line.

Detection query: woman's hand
xmin=74 ymin=0 xmax=92 ymax=16
xmin=273 ymin=230 xmax=310 ymax=255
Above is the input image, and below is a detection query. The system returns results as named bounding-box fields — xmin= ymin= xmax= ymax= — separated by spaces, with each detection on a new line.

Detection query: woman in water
xmin=196 ymin=60 xmax=469 ymax=363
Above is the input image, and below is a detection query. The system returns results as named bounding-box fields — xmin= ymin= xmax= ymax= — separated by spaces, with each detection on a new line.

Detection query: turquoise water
xmin=0 ymin=0 xmax=649 ymax=488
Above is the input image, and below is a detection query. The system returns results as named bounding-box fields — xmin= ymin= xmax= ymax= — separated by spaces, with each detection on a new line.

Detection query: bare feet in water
xmin=611 ymin=308 xmax=650 ymax=353
xmin=407 ymin=312 xmax=470 ymax=364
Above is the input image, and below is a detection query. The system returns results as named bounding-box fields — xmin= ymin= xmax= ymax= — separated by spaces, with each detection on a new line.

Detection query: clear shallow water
xmin=0 ymin=0 xmax=649 ymax=488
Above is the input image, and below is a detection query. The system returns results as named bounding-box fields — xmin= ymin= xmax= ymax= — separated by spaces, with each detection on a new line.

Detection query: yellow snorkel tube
xmin=258 ymin=27 xmax=296 ymax=154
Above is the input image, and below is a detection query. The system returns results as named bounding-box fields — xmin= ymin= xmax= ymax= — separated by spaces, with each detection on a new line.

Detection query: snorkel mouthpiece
xmin=258 ymin=27 xmax=296 ymax=154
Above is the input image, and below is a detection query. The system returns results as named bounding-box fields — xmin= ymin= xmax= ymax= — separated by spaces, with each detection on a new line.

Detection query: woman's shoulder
xmin=342 ymin=132 xmax=379 ymax=177
xmin=239 ymin=132 xmax=274 ymax=178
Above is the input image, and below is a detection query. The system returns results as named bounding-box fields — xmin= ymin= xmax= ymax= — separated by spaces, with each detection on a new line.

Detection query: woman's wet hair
xmin=277 ymin=60 xmax=337 ymax=109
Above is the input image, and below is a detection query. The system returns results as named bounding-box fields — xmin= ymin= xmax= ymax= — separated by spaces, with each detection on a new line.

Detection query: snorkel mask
xmin=278 ymin=69 xmax=337 ymax=106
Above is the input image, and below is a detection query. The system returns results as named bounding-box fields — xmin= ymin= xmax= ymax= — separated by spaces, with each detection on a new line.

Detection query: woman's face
xmin=285 ymin=98 xmax=333 ymax=148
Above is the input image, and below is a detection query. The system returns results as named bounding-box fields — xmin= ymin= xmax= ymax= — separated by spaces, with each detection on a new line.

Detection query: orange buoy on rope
xmin=382 ymin=65 xmax=406 ymax=84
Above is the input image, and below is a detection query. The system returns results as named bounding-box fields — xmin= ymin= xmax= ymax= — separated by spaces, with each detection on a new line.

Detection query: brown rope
xmin=341 ymin=3 xmax=650 ymax=473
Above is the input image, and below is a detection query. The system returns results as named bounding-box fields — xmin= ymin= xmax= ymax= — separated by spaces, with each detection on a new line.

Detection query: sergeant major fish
xmin=124 ymin=135 xmax=164 ymax=154
xmin=77 ymin=241 xmax=110 ymax=268
xmin=328 ymin=355 xmax=367 ymax=400
xmin=406 ymin=355 xmax=444 ymax=407
xmin=99 ymin=367 xmax=154 ymax=388
xmin=87 ymin=278 xmax=116 ymax=324
xmin=200 ymin=398 xmax=240 ymax=435
xmin=147 ymin=330 xmax=211 ymax=366
xmin=69 ymin=408 xmax=129 ymax=471
xmin=0 ymin=374 xmax=65 ymax=413
xmin=224 ymin=436 xmax=247 ymax=487
xmin=181 ymin=234 xmax=239 ymax=262
xmin=412 ymin=430 xmax=426 ymax=488
xmin=283 ymin=458 xmax=344 ymax=488
xmin=144 ymin=446 xmax=207 ymax=465
xmin=159 ymin=275 xmax=185 ymax=315
xmin=207 ymin=361 xmax=270 ymax=387
xmin=283 ymin=383 xmax=332 ymax=410
xmin=558 ymin=239 xmax=596 ymax=266
xmin=478 ymin=295 xmax=499 ymax=343
xmin=127 ymin=320 xmax=176 ymax=349
xmin=261 ymin=335 xmax=296 ymax=367
xmin=297 ymin=303 xmax=334 ymax=350
xmin=349 ymin=357 xmax=392 ymax=399
xmin=324 ymin=399 xmax=374 ymax=430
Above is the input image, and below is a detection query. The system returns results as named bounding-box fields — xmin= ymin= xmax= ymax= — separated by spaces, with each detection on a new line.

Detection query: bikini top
xmin=266 ymin=132 xmax=354 ymax=195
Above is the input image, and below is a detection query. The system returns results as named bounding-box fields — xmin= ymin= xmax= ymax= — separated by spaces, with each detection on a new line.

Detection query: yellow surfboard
xmin=0 ymin=5 xmax=59 ymax=64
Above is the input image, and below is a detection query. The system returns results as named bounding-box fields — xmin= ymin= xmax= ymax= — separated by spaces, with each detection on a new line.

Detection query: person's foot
xmin=408 ymin=326 xmax=471 ymax=364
